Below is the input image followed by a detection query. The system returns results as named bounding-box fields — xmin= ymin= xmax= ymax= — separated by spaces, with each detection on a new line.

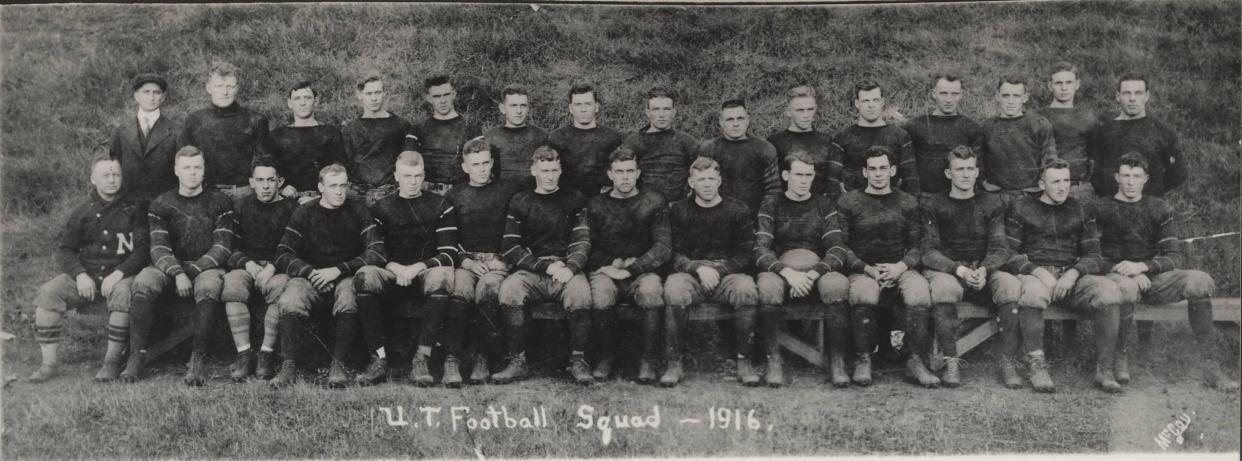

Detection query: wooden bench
xmin=130 ymin=297 xmax=1241 ymax=366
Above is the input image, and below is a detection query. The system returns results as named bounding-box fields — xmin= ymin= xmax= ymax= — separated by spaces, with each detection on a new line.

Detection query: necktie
xmin=140 ymin=117 xmax=151 ymax=138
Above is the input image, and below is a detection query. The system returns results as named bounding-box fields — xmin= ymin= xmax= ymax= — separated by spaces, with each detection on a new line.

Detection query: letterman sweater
xmin=548 ymin=124 xmax=625 ymax=196
xmin=370 ymin=192 xmax=459 ymax=268
xmin=584 ymin=190 xmax=671 ymax=274
xmin=148 ymin=188 xmax=235 ymax=278
xmin=501 ymin=188 xmax=590 ymax=274
xmin=620 ymin=127 xmax=700 ymax=203
xmin=754 ymin=193 xmax=841 ymax=275
xmin=178 ymin=103 xmax=270 ymax=186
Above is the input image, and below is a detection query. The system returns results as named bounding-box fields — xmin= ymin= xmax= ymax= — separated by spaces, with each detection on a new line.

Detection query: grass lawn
xmin=2 ymin=1 xmax=1240 ymax=458
xmin=2 ymin=320 xmax=1240 ymax=458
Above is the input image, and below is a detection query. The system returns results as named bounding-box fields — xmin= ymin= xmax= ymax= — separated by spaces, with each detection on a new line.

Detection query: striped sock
xmin=261 ymin=305 xmax=279 ymax=352
xmin=104 ymin=311 xmax=129 ymax=363
xmin=225 ymin=302 xmax=251 ymax=353
xmin=35 ymin=325 xmax=63 ymax=367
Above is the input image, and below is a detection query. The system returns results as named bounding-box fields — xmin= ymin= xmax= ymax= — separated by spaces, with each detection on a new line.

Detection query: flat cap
xmin=131 ymin=73 xmax=167 ymax=92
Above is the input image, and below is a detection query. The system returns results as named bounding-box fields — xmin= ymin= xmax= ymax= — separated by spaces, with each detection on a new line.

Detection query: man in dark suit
xmin=109 ymin=73 xmax=180 ymax=202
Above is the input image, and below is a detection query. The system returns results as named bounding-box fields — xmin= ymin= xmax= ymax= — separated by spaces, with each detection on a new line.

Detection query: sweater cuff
xmin=1143 ymin=259 xmax=1167 ymax=275
xmin=812 ymin=262 xmax=831 ymax=275
xmin=900 ymin=255 xmax=920 ymax=271
xmin=565 ymin=260 xmax=583 ymax=275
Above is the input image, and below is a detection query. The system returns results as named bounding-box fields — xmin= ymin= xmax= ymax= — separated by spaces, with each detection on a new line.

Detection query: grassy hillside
xmin=1 ymin=2 xmax=1239 ymax=457
xmin=2 ymin=2 xmax=1238 ymax=291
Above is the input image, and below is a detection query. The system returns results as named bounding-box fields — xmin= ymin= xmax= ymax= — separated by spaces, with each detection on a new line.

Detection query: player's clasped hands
xmin=310 ymin=267 xmax=341 ymax=292
xmin=696 ymin=265 xmax=721 ymax=290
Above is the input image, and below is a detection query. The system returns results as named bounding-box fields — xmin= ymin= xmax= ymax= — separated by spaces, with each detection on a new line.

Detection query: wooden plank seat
xmin=102 ymin=296 xmax=1241 ymax=366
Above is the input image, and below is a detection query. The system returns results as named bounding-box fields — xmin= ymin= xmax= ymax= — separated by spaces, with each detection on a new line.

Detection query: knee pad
xmin=497 ymin=275 xmax=530 ymax=307
xmin=633 ymin=278 xmax=665 ymax=310
xmin=1080 ymin=275 xmax=1123 ymax=308
xmin=848 ymin=275 xmax=880 ymax=306
xmin=193 ymin=271 xmax=224 ymax=303
xmin=1015 ymin=274 xmax=1051 ymax=309
xmin=563 ymin=275 xmax=593 ymax=310
xmin=898 ymin=272 xmax=932 ymax=308
xmin=663 ymin=273 xmax=696 ymax=306
xmin=220 ymin=272 xmax=252 ymax=303
xmin=756 ymin=273 xmax=786 ymax=305
xmin=721 ymin=274 xmax=757 ymax=307
xmin=1106 ymin=274 xmax=1142 ymax=304
xmin=1180 ymin=270 xmax=1217 ymax=300
xmin=926 ymin=271 xmax=964 ymax=304
xmin=590 ymin=275 xmax=619 ymax=310
xmin=989 ymin=272 xmax=1022 ymax=305
xmin=422 ymin=267 xmax=454 ymax=295
xmin=353 ymin=266 xmax=386 ymax=294
xmin=817 ymin=272 xmax=850 ymax=305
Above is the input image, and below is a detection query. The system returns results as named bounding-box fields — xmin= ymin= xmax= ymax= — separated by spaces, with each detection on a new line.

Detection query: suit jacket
xmin=109 ymin=112 xmax=180 ymax=202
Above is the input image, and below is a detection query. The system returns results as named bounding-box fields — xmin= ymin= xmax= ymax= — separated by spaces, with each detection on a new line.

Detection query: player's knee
xmin=220 ymin=271 xmax=251 ymax=303
xmin=848 ymin=276 xmax=880 ymax=306
xmin=354 ymin=266 xmax=386 ymax=294
xmin=926 ymin=271 xmax=964 ymax=304
xmin=1106 ymin=274 xmax=1142 ymax=304
xmin=589 ymin=274 xmax=618 ymax=310
xmin=896 ymin=272 xmax=931 ymax=307
xmin=132 ymin=268 xmax=164 ymax=298
xmin=423 ymin=267 xmax=454 ymax=296
xmin=633 ymin=279 xmax=664 ymax=310
xmin=563 ymin=275 xmax=593 ymax=311
xmin=1015 ymin=274 xmax=1050 ymax=309
xmin=756 ymin=273 xmax=785 ymax=305
xmin=1080 ymin=275 xmax=1123 ymax=308
xmin=722 ymin=274 xmax=757 ymax=307
xmin=497 ymin=275 xmax=530 ymax=307
xmin=663 ymin=273 xmax=695 ymax=306
xmin=817 ymin=272 xmax=850 ymax=305
xmin=989 ymin=272 xmax=1022 ymax=305
xmin=1181 ymin=270 xmax=1216 ymax=300
xmin=34 ymin=278 xmax=73 ymax=314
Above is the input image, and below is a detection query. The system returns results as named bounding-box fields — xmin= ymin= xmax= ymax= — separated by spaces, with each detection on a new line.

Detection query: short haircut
xmin=288 ymin=80 xmax=316 ymax=99
xmin=720 ymin=98 xmax=746 ymax=111
xmin=1117 ymin=72 xmax=1149 ymax=92
xmin=787 ymin=85 xmax=816 ymax=102
xmin=608 ymin=147 xmax=637 ymax=167
xmin=250 ymin=155 xmax=281 ymax=176
xmin=1118 ymin=152 xmax=1149 ymax=172
xmin=853 ymin=79 xmax=883 ymax=99
xmin=1048 ymin=61 xmax=1079 ymax=79
xmin=531 ymin=145 xmax=559 ymax=163
xmin=500 ymin=83 xmax=529 ymax=101
xmin=423 ymin=74 xmax=452 ymax=92
xmin=396 ymin=151 xmax=424 ymax=168
xmin=1039 ymin=156 xmax=1071 ymax=177
xmin=462 ymin=136 xmax=490 ymax=159
xmin=781 ymin=151 xmax=816 ymax=172
xmin=356 ymin=74 xmax=383 ymax=91
xmin=568 ymin=83 xmax=600 ymax=105
xmin=689 ymin=156 xmax=720 ymax=175
xmin=931 ymin=72 xmax=962 ymax=87
xmin=945 ymin=145 xmax=977 ymax=163
xmin=863 ymin=145 xmax=892 ymax=165
xmin=319 ymin=163 xmax=347 ymax=183
xmin=175 ymin=145 xmax=203 ymax=160
xmin=209 ymin=61 xmax=238 ymax=80
xmin=645 ymin=86 xmax=677 ymax=105
xmin=996 ymin=75 xmax=1028 ymax=91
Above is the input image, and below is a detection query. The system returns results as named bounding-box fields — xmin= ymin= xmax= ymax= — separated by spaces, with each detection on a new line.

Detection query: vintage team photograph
xmin=0 ymin=1 xmax=1238 ymax=459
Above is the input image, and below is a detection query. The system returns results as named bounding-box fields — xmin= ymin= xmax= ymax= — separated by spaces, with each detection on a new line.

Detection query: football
xmin=779 ymin=249 xmax=821 ymax=271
